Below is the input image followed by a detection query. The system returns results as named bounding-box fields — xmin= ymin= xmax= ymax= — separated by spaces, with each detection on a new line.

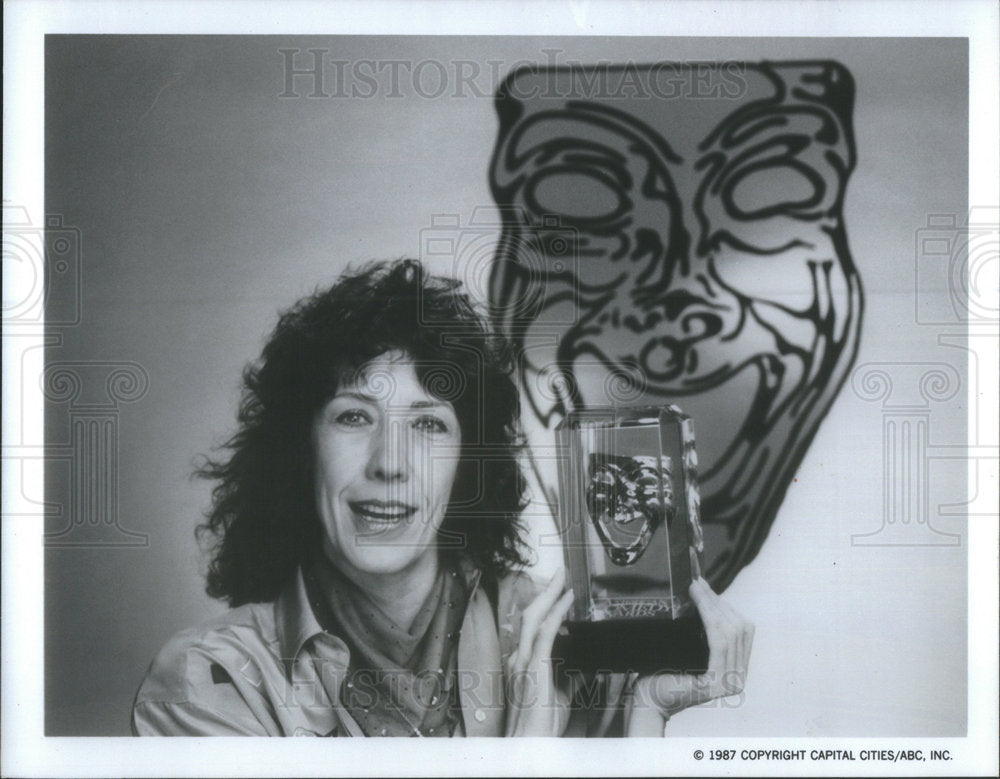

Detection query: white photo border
xmin=3 ymin=1 xmax=997 ymax=776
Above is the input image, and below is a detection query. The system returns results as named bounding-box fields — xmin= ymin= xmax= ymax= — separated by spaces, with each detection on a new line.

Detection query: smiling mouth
xmin=349 ymin=500 xmax=418 ymax=530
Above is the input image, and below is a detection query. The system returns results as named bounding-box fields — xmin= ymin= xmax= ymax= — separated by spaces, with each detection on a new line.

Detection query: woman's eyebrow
xmin=410 ymin=400 xmax=448 ymax=410
xmin=332 ymin=390 xmax=378 ymax=403
xmin=332 ymin=393 xmax=447 ymax=410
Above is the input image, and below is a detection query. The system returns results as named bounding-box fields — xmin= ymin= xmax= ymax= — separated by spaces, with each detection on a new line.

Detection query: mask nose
xmin=632 ymin=206 xmax=741 ymax=343
xmin=365 ymin=419 xmax=410 ymax=483
xmin=671 ymin=194 xmax=745 ymax=335
xmin=656 ymin=271 xmax=736 ymax=339
xmin=625 ymin=209 xmax=746 ymax=382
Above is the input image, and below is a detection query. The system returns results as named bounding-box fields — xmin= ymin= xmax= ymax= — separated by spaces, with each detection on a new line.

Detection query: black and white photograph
xmin=3 ymin=1 xmax=998 ymax=776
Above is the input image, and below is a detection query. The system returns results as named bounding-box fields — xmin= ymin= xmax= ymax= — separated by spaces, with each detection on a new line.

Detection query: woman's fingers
xmin=507 ymin=588 xmax=573 ymax=676
xmin=629 ymin=583 xmax=756 ymax=728
xmin=742 ymin=620 xmax=755 ymax=676
xmin=526 ymin=590 xmax=573 ymax=714
xmin=625 ymin=674 xmax=671 ymax=736
xmin=711 ymin=589 xmax=754 ymax=691
xmin=535 ymin=589 xmax=574 ymax=662
xmin=516 ymin=568 xmax=567 ymax=666
xmin=710 ymin=592 xmax=742 ymax=689
xmin=689 ymin=579 xmax=730 ymax=682
xmin=688 ymin=578 xmax=755 ymax=700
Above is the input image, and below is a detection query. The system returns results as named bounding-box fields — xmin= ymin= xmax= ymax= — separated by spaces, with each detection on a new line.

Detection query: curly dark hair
xmin=197 ymin=259 xmax=531 ymax=606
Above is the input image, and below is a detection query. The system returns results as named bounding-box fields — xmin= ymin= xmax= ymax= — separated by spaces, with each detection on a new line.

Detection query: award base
xmin=552 ymin=615 xmax=709 ymax=675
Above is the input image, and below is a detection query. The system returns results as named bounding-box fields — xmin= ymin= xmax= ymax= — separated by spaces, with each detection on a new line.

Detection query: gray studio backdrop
xmin=42 ymin=36 xmax=969 ymax=736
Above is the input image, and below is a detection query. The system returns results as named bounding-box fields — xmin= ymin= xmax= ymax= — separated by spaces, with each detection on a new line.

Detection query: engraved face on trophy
xmin=586 ymin=454 xmax=674 ymax=565
xmin=556 ymin=406 xmax=702 ymax=619
xmin=554 ymin=406 xmax=710 ymax=672
xmin=490 ymin=61 xmax=862 ymax=590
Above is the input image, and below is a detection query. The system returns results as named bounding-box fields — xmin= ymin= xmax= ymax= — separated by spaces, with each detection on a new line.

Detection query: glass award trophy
xmin=553 ymin=405 xmax=709 ymax=674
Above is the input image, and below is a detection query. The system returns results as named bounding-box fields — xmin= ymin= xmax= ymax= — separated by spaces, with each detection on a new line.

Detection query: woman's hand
xmin=504 ymin=567 xmax=575 ymax=737
xmin=625 ymin=577 xmax=755 ymax=736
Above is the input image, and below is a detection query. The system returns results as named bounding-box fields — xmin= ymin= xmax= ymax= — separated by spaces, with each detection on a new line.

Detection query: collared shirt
xmin=133 ymin=566 xmax=584 ymax=737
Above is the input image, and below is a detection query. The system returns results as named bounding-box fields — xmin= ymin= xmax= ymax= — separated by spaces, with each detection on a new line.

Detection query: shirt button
xmin=474 ymin=709 xmax=486 ymax=723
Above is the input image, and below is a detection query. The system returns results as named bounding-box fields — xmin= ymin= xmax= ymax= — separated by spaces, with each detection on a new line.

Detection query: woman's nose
xmin=365 ymin=420 xmax=410 ymax=482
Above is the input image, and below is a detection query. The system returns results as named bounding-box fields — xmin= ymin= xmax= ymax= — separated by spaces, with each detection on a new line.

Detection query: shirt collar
xmin=273 ymin=560 xmax=483 ymax=678
xmin=274 ymin=566 xmax=324 ymax=676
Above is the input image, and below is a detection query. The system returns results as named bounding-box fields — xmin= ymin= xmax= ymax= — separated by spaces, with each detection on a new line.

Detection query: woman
xmin=132 ymin=259 xmax=753 ymax=737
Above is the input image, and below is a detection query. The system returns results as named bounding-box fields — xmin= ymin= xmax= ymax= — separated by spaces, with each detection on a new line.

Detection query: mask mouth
xmin=586 ymin=454 xmax=675 ymax=566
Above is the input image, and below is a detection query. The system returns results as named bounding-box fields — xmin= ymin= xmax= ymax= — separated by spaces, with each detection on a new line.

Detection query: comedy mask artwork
xmin=488 ymin=62 xmax=862 ymax=669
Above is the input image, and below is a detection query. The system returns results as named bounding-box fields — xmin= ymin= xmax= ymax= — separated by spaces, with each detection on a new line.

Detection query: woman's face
xmin=312 ymin=351 xmax=462 ymax=578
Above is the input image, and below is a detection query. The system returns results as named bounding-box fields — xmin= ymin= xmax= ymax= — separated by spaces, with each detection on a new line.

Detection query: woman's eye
xmin=334 ymin=409 xmax=372 ymax=427
xmin=412 ymin=415 xmax=449 ymax=435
